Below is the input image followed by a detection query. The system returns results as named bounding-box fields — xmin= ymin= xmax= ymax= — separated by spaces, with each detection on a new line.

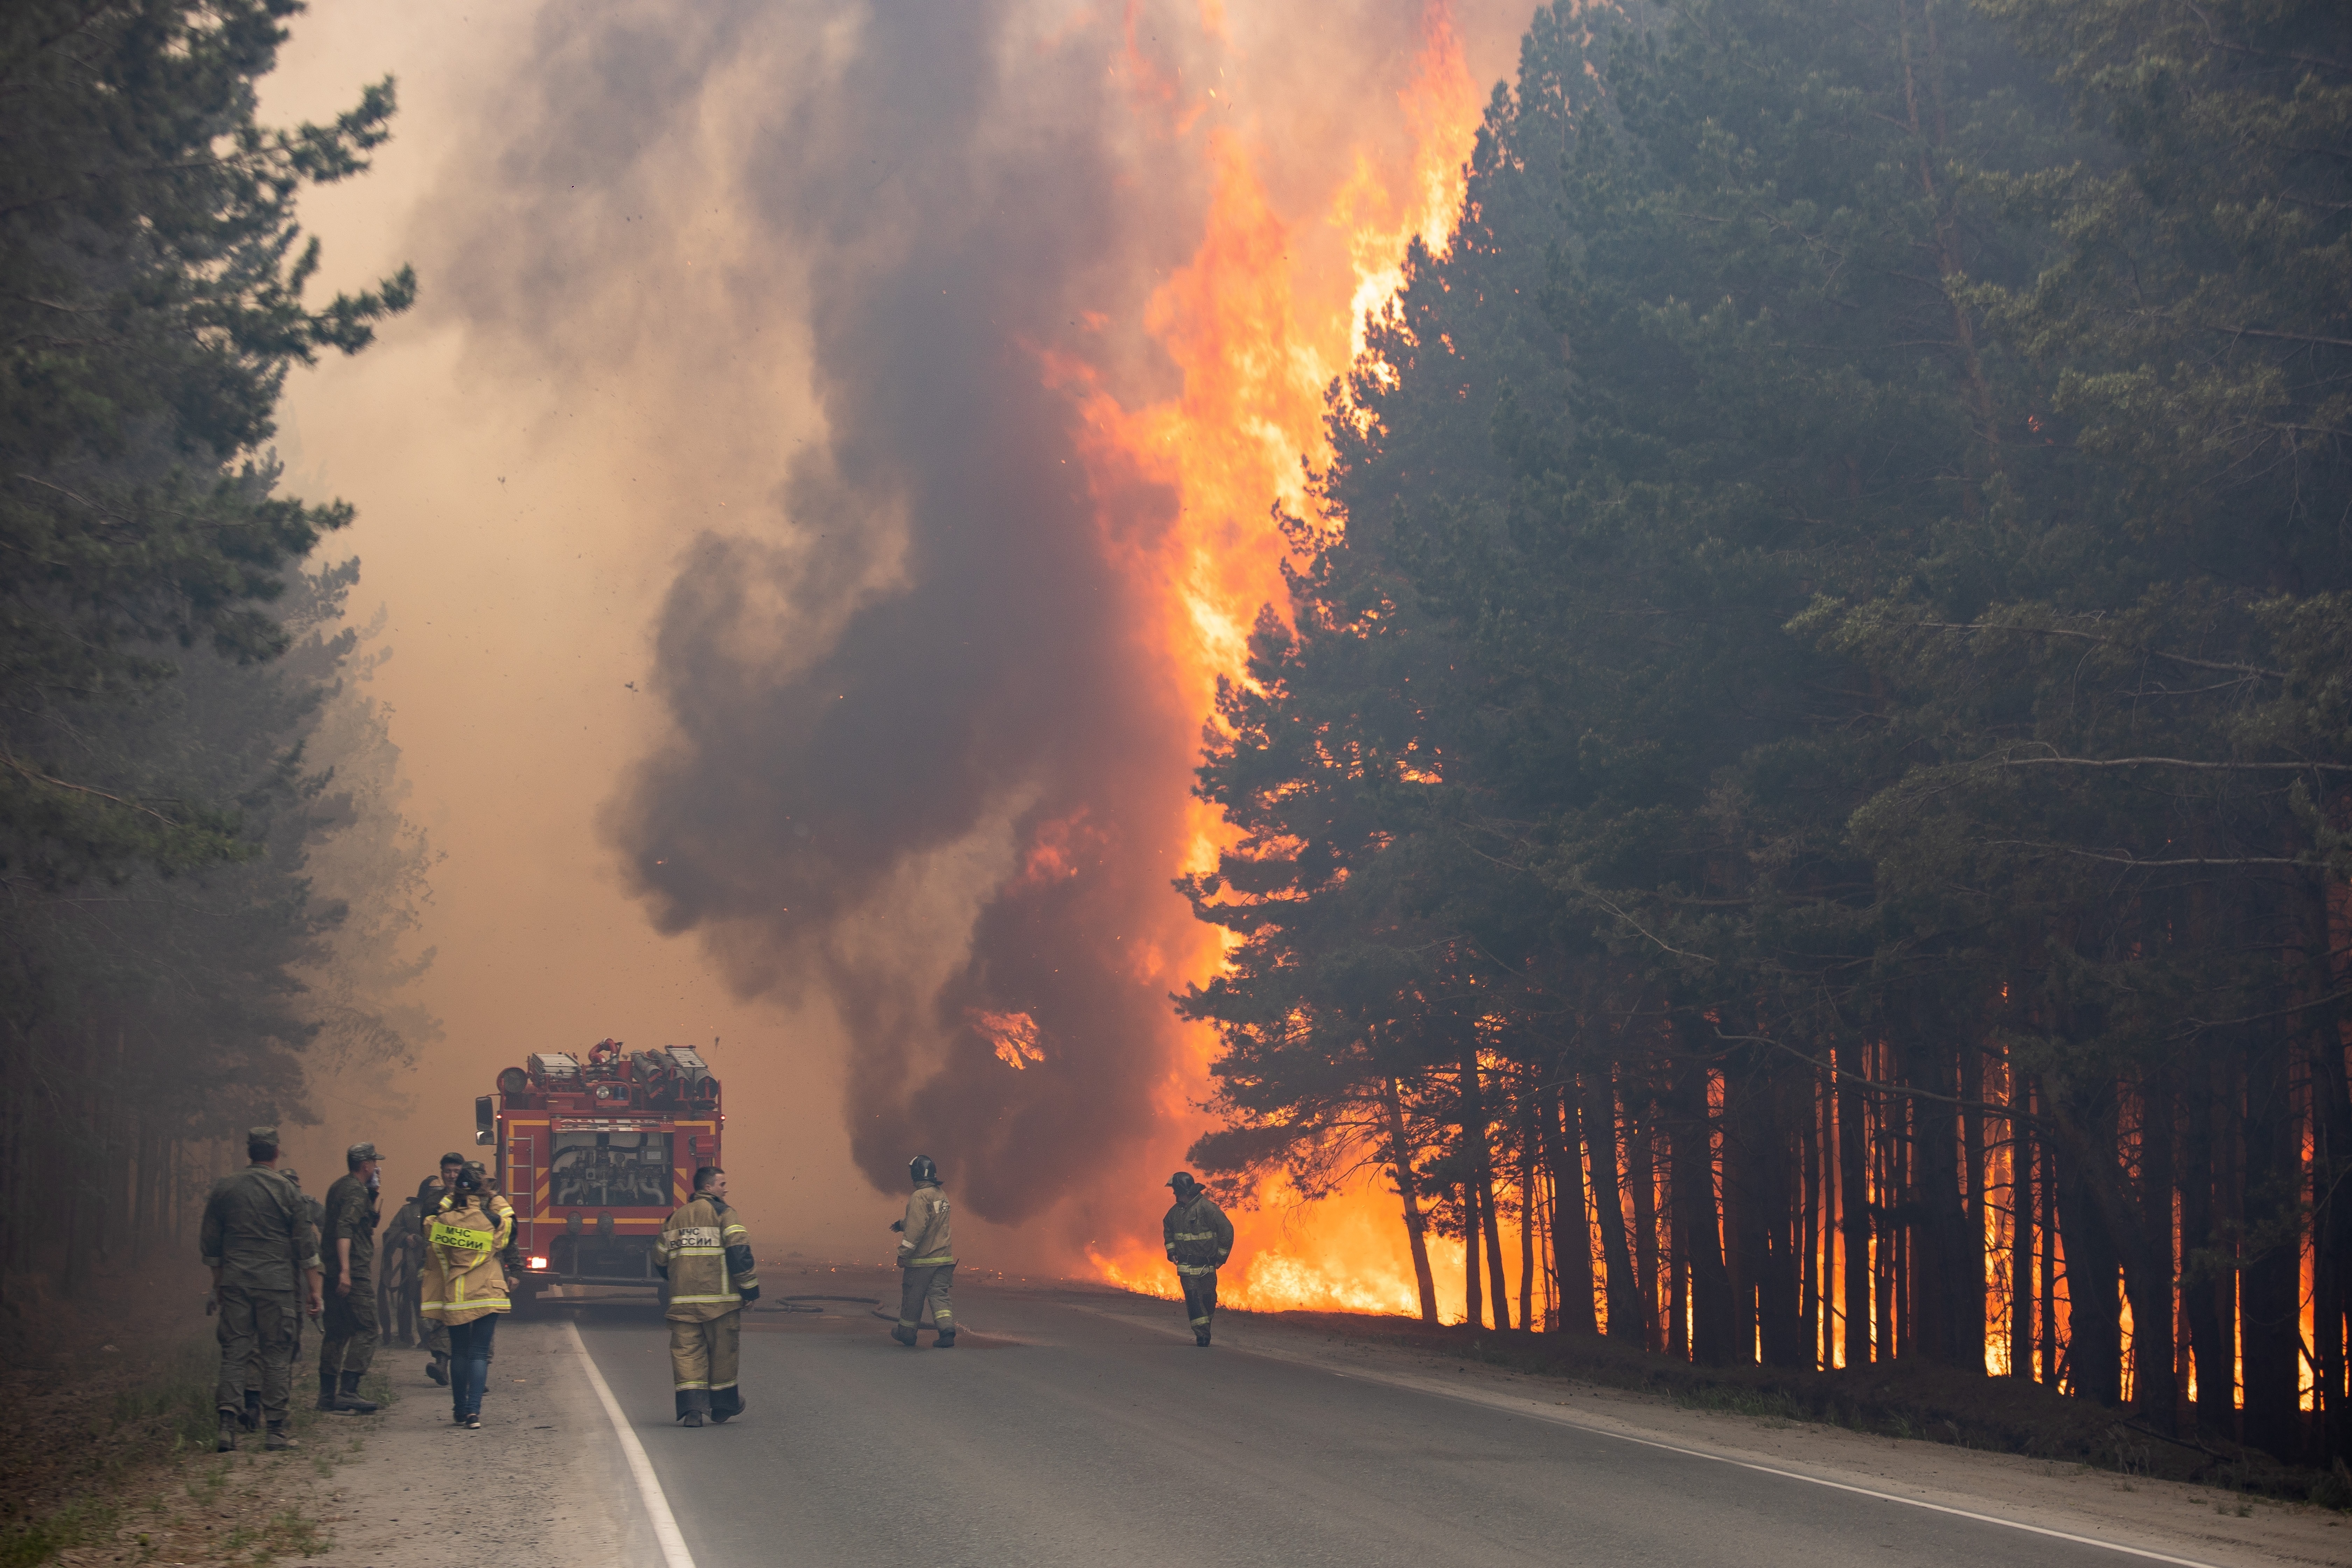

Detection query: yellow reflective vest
xmin=420 ymin=1196 xmax=511 ymax=1325
xmin=657 ymin=1193 xmax=757 ymax=1323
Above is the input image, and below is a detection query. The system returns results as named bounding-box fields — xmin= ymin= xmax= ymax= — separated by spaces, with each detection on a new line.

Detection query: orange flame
xmin=1054 ymin=3 xmax=1482 ymax=1315
xmin=969 ymin=1009 xmax=1046 ymax=1071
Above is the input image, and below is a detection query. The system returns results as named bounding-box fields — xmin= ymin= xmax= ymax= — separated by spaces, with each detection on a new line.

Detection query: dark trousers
xmin=897 ymin=1265 xmax=955 ymax=1332
xmin=216 ymin=1286 xmax=296 ymax=1421
xmin=321 ymin=1275 xmax=378 ymax=1378
xmin=1180 ymin=1268 xmax=1218 ymax=1329
xmin=448 ymin=1314 xmax=499 ymax=1417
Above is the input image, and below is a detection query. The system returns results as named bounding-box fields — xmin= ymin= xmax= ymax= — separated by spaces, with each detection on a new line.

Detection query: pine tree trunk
xmin=1675 ymin=1054 xmax=1738 ymax=1365
xmin=1628 ymin=1102 xmax=1662 ymax=1349
xmin=1837 ymin=1042 xmax=1873 ymax=1366
xmin=1583 ymin=1070 xmax=1643 ymax=1339
xmin=1543 ymin=1078 xmax=1598 ymax=1336
xmin=1384 ymin=1074 xmax=1440 ymax=1325
xmin=2052 ymin=1084 xmax=2124 ymax=1405
xmin=2131 ymin=1068 xmax=2181 ymax=1435
xmin=2240 ymin=1031 xmax=2304 ymax=1461
xmin=2178 ymin=1060 xmax=2229 ymax=1431
xmin=1465 ymin=1050 xmax=1511 ymax=1331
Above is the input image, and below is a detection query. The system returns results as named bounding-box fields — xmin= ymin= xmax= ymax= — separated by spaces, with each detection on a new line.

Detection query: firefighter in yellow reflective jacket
xmin=655 ymin=1166 xmax=758 ymax=1427
xmin=890 ymin=1155 xmax=955 ymax=1348
xmin=1162 ymin=1172 xmax=1234 ymax=1346
xmin=420 ymin=1168 xmax=510 ymax=1429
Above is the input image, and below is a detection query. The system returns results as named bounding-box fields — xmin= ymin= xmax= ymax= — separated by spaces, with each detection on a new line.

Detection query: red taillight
xmin=527 ymin=1255 xmax=550 ymax=1270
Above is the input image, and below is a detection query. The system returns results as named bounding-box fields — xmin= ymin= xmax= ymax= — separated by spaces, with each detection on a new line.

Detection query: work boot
xmin=890 ymin=1324 xmax=917 ymax=1348
xmin=1195 ymin=1329 xmax=1212 ymax=1347
xmin=314 ymin=1371 xmax=341 ymax=1412
xmin=264 ymin=1424 xmax=297 ymax=1452
xmin=426 ymin=1353 xmax=448 ymax=1386
xmin=216 ymin=1412 xmax=239 ymax=1453
xmin=934 ymin=1331 xmax=956 ymax=1349
xmin=337 ymin=1371 xmax=381 ymax=1413
xmin=711 ymin=1399 xmax=741 ymax=1425
xmin=240 ymin=1389 xmax=262 ymax=1432
xmin=680 ymin=1410 xmax=704 ymax=1428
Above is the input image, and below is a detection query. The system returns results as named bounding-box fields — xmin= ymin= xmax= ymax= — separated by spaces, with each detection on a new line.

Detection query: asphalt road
xmin=566 ymin=1276 xmax=2184 ymax=1568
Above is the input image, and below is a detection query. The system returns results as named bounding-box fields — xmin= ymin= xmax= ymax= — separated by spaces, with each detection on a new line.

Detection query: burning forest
xmin=2 ymin=0 xmax=2347 ymax=1508
xmin=596 ymin=0 xmax=2350 ymax=1468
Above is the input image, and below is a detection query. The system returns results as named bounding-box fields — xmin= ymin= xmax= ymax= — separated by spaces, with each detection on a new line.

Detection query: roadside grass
xmin=1 ymin=1327 xmax=368 ymax=1567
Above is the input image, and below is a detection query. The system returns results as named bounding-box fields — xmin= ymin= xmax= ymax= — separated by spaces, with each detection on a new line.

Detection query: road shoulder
xmin=1070 ymin=1292 xmax=2351 ymax=1568
xmin=310 ymin=1316 xmax=653 ymax=1568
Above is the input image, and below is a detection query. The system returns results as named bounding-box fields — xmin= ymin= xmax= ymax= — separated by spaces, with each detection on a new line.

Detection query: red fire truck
xmin=474 ymin=1039 xmax=724 ymax=1303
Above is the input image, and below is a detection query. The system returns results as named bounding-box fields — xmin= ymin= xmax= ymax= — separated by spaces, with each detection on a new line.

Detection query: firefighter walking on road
xmin=201 ymin=1127 xmax=322 ymax=1452
xmin=655 ymin=1166 xmax=759 ymax=1427
xmin=420 ymin=1166 xmax=511 ymax=1429
xmin=317 ymin=1143 xmax=384 ymax=1413
xmin=1162 ymin=1171 xmax=1233 ymax=1347
xmin=891 ymin=1155 xmax=955 ymax=1348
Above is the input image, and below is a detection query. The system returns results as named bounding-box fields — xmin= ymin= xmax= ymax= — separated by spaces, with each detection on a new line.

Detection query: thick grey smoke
xmin=436 ymin=0 xmax=1443 ymax=1240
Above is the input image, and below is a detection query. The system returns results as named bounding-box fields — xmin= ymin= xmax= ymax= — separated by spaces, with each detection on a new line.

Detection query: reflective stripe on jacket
xmin=658 ymin=1193 xmax=757 ymax=1322
xmin=419 ymin=1196 xmax=510 ymax=1324
xmin=1163 ymin=1192 xmax=1233 ymax=1275
xmin=897 ymin=1184 xmax=953 ymax=1268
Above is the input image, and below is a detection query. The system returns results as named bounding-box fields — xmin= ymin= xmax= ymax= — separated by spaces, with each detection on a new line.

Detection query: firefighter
xmin=201 ymin=1127 xmax=322 ymax=1453
xmin=419 ymin=1153 xmax=464 ymax=1385
xmin=1162 ymin=1171 xmax=1233 ymax=1347
xmin=317 ymin=1142 xmax=384 ymax=1413
xmin=890 ymin=1155 xmax=955 ymax=1349
xmin=420 ymin=1166 xmax=511 ymax=1429
xmin=654 ymin=1165 xmax=758 ymax=1426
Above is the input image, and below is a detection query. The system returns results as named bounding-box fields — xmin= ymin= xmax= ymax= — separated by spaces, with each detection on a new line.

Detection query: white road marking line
xmin=566 ymin=1319 xmax=697 ymax=1568
xmin=1055 ymin=1300 xmax=2223 ymax=1568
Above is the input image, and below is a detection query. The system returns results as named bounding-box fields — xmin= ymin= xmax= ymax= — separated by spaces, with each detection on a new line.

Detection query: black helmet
xmin=1167 ymin=1171 xmax=1199 ymax=1195
xmin=909 ymin=1154 xmax=939 ymax=1186
xmin=453 ymin=1166 xmax=483 ymax=1196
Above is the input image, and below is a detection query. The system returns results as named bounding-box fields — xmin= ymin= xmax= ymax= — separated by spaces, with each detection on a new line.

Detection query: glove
xmin=740 ymin=1285 xmax=760 ymax=1303
xmin=889 ymin=1220 xmax=904 ymax=1233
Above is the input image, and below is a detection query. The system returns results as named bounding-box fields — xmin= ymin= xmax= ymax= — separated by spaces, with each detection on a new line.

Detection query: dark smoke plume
xmin=447 ymin=0 xmax=1436 ymax=1238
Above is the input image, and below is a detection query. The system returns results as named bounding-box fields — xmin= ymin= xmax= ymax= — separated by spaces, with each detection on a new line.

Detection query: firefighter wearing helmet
xmin=890 ymin=1155 xmax=956 ymax=1347
xmin=1162 ymin=1172 xmax=1234 ymax=1346
xmin=655 ymin=1166 xmax=759 ymax=1426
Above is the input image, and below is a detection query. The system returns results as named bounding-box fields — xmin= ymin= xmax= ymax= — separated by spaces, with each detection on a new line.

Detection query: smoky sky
xmin=446 ymin=0 xmax=1440 ymax=1233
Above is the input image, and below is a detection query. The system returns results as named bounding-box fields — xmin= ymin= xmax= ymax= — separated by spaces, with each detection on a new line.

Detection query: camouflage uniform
xmin=319 ymin=1156 xmax=382 ymax=1406
xmin=893 ymin=1183 xmax=955 ymax=1344
xmin=654 ymin=1190 xmax=758 ymax=1422
xmin=200 ymin=1134 xmax=319 ymax=1446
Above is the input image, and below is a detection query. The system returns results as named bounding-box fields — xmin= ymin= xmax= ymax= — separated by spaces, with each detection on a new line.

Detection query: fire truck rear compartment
xmin=551 ymin=1232 xmax=661 ymax=1284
